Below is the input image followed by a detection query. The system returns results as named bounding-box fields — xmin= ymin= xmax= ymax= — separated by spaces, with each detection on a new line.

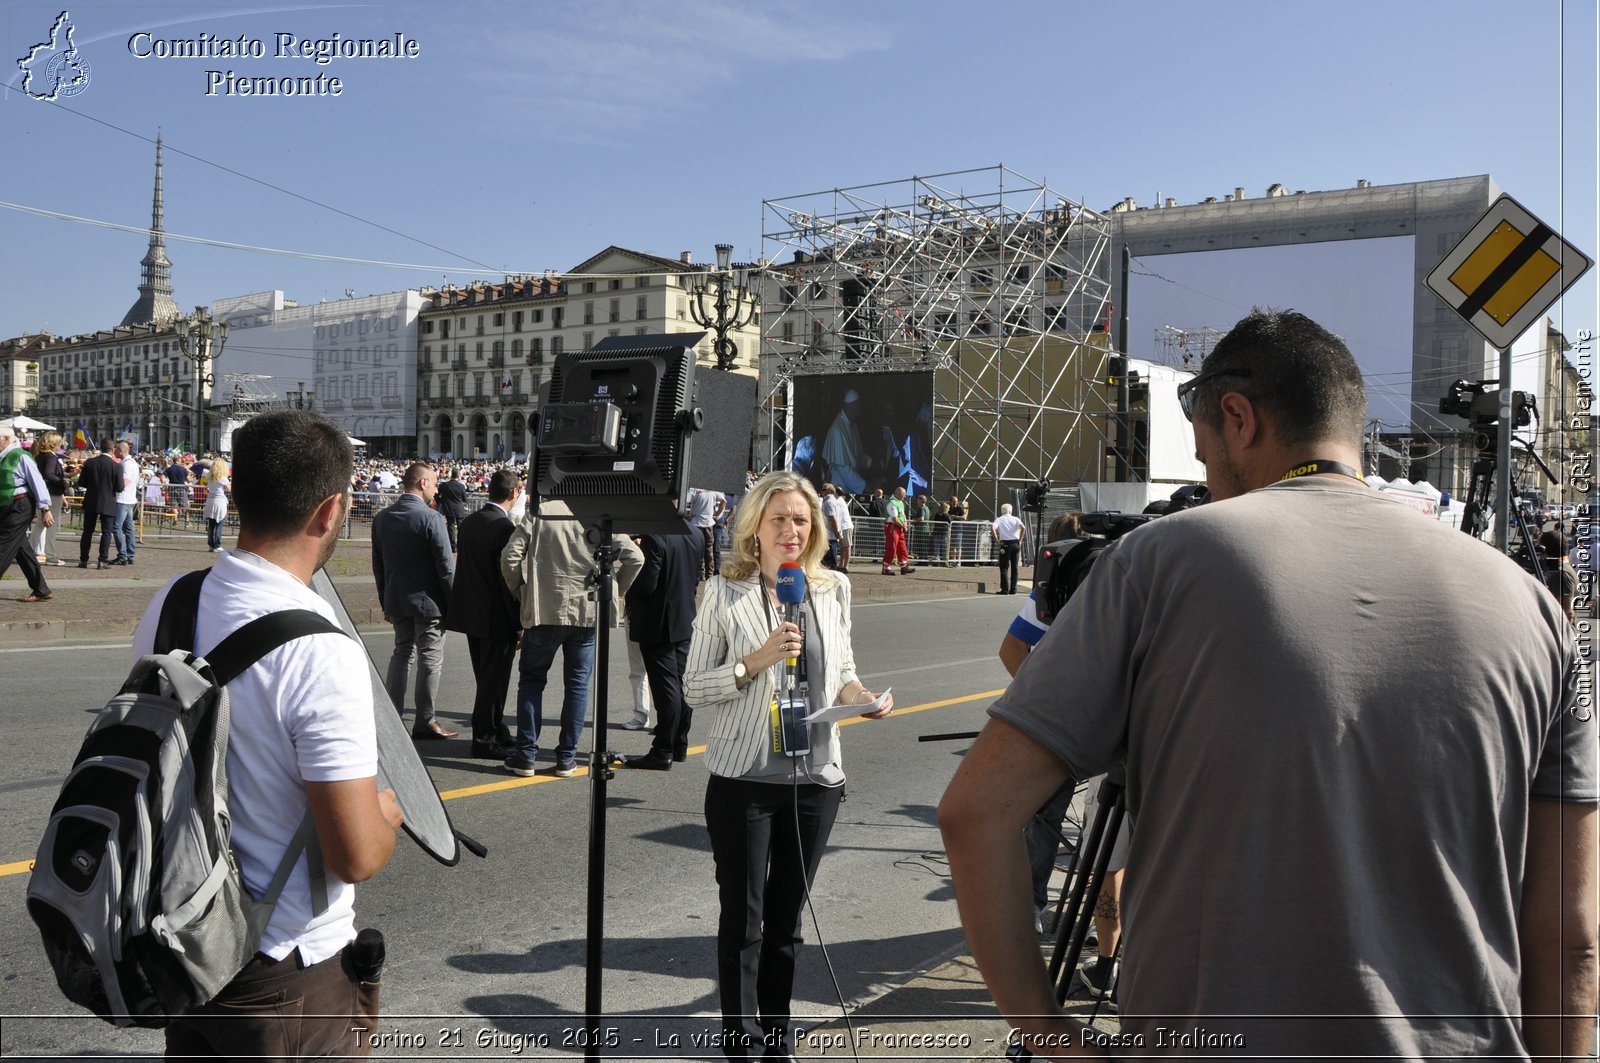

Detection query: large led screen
xmin=789 ymin=372 xmax=934 ymax=499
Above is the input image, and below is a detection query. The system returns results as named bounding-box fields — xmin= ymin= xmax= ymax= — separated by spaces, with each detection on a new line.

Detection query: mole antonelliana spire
xmin=119 ymin=133 xmax=180 ymax=327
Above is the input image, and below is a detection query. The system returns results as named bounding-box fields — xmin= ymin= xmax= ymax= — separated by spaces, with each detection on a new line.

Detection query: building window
xmin=636 ymin=276 xmax=650 ymax=287
xmin=475 ymin=342 xmax=485 ymax=360
xmin=608 ymin=329 xmax=620 ymax=338
xmin=531 ymin=308 xmax=543 ymax=324
xmin=583 ymin=281 xmax=596 ymax=294
xmin=493 ymin=312 xmax=504 ymax=327
xmin=779 ymin=284 xmax=796 ymax=307
xmin=552 ymin=336 xmax=564 ymax=356
xmin=583 ymin=302 xmax=595 ymax=325
xmin=782 ymin=321 xmax=795 ymax=344
xmin=441 ymin=319 xmax=451 ymax=338
xmin=512 ymin=310 xmax=523 ymax=332
xmin=582 ymin=331 xmax=594 ymax=349
xmin=677 ymin=298 xmax=686 ymax=320
xmin=552 ymin=307 xmax=564 ymax=328
xmin=609 ymin=299 xmax=620 ymax=323
xmin=636 ymin=326 xmax=649 ymax=335
xmin=423 ymin=320 xmax=435 ymax=334
xmin=474 ymin=373 xmax=485 ymax=397
xmin=636 ymin=295 xmax=648 ymax=320
xmin=530 ymin=337 xmax=543 ymax=357
xmin=476 ymin=315 xmax=485 ymax=335
xmin=493 ymin=341 xmax=504 ymax=360
xmin=512 ymin=339 xmax=522 ymax=357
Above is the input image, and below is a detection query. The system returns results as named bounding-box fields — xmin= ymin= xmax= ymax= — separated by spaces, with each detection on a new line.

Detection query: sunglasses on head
xmin=1176 ymin=367 xmax=1252 ymax=421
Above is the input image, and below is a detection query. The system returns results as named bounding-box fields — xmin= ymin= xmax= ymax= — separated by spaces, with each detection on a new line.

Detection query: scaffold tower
xmin=757 ymin=166 xmax=1119 ymax=516
xmin=1153 ymin=325 xmax=1225 ymax=368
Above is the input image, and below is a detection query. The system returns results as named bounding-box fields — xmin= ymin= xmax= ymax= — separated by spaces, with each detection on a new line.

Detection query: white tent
xmin=7 ymin=415 xmax=55 ymax=431
xmin=347 ymin=435 xmax=368 ymax=448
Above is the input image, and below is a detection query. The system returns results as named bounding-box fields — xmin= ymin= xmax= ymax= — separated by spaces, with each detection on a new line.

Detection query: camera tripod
xmin=1459 ymin=421 xmax=1557 ymax=582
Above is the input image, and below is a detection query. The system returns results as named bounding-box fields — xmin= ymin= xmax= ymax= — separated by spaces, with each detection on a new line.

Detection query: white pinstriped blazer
xmin=684 ymin=570 xmax=859 ymax=779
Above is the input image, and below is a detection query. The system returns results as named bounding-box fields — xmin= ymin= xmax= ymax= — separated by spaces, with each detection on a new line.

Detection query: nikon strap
xmin=1279 ymin=459 xmax=1364 ymax=483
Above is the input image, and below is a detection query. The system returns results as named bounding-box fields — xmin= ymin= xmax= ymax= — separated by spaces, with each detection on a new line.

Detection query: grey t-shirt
xmin=992 ymin=477 xmax=1596 ymax=1057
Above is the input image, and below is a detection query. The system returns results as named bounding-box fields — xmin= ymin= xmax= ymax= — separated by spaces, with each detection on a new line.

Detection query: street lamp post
xmin=174 ymin=307 xmax=229 ymax=454
xmin=689 ymin=243 xmax=757 ymax=372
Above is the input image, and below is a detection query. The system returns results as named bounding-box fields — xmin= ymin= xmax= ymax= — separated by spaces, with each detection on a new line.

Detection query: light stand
xmin=583 ymin=522 xmax=622 ymax=1063
xmin=689 ymin=244 xmax=757 ymax=371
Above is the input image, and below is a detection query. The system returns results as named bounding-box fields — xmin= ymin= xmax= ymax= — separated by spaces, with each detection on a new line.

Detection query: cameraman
xmin=940 ymin=309 xmax=1595 ymax=1059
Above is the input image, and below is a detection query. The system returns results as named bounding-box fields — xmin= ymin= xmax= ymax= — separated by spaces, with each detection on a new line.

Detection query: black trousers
xmin=0 ymin=496 xmax=48 ymax=595
xmin=998 ymin=539 xmax=1021 ymax=593
xmin=704 ymin=774 xmax=843 ymax=1058
xmin=467 ymin=634 xmax=518 ymax=744
xmin=164 ymin=943 xmax=380 ymax=1060
xmin=639 ymin=637 xmax=692 ymax=757
xmin=80 ymin=511 xmax=115 ymax=564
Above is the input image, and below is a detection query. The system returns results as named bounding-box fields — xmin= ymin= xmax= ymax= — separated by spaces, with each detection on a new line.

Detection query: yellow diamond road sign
xmin=1425 ymin=193 xmax=1592 ymax=350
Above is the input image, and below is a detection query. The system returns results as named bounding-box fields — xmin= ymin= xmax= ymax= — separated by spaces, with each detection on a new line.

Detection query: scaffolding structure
xmin=1153 ymin=325 xmax=1224 ymax=368
xmin=757 ymin=166 xmax=1121 ymax=517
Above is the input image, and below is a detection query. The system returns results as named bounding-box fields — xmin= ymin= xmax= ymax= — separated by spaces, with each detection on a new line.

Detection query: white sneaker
xmin=621 ymin=715 xmax=652 ymax=731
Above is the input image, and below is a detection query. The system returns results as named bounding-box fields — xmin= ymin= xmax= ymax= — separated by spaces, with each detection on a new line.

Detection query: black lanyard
xmin=1279 ymin=459 xmax=1364 ymax=483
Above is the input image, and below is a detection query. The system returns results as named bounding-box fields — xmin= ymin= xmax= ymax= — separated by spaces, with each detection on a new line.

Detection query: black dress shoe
xmin=470 ymin=740 xmax=511 ymax=759
xmin=624 ymin=750 xmax=673 ymax=771
xmin=412 ymin=720 xmax=460 ymax=740
xmin=95 ymin=561 xmax=110 ymax=570
xmin=672 ymin=750 xmax=688 ymax=763
xmin=77 ymin=560 xmax=88 ymax=568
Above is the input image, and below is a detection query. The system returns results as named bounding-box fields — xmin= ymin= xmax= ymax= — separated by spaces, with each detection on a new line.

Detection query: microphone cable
xmin=788 ymin=748 xmax=866 ymax=1063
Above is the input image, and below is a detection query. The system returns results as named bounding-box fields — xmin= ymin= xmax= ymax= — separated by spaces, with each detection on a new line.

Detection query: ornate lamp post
xmin=689 ymin=243 xmax=757 ymax=371
xmin=174 ymin=306 xmax=229 ymax=454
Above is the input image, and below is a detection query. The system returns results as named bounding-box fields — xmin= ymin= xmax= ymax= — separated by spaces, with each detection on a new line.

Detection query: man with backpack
xmin=130 ymin=411 xmax=403 ymax=1056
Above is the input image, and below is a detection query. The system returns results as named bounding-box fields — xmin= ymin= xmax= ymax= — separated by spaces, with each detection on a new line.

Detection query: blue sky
xmin=2 ymin=0 xmax=1594 ymax=378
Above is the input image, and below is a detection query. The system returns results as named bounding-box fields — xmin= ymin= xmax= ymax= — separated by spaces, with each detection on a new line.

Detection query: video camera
xmin=1439 ymin=379 xmax=1534 ymax=428
xmin=1032 ymin=484 xmax=1209 ymax=626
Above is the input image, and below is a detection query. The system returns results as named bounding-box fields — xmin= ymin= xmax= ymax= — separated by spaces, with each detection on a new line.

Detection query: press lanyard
xmin=1279 ymin=459 xmax=1363 ymax=483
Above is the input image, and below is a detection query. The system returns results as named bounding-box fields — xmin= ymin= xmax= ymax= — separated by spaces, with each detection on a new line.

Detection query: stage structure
xmin=757 ymin=166 xmax=1123 ymax=517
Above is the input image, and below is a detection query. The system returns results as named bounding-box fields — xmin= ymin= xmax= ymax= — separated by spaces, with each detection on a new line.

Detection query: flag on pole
xmin=72 ymin=423 xmax=89 ymax=450
xmin=121 ymin=420 xmax=133 ymax=441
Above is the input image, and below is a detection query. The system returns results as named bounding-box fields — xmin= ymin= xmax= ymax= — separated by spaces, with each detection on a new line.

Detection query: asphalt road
xmin=0 ymin=590 xmax=1022 ymax=1060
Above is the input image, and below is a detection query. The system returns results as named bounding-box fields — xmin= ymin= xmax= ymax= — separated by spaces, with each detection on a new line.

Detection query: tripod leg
xmin=1046 ymin=779 xmax=1123 ymax=998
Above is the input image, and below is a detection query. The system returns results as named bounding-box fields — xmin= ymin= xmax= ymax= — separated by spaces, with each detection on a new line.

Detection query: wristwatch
xmin=733 ymin=658 xmax=749 ymax=683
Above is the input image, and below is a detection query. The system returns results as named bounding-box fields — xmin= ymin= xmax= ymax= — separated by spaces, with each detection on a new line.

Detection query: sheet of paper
xmin=801 ymin=687 xmax=891 ymax=724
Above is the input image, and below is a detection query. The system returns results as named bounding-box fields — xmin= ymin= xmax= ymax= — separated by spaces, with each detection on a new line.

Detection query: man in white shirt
xmin=686 ymin=486 xmax=725 ymax=581
xmin=991 ymin=503 xmax=1026 ymax=595
xmin=112 ymin=440 xmax=141 ymax=566
xmin=132 ymin=411 xmax=403 ymax=1058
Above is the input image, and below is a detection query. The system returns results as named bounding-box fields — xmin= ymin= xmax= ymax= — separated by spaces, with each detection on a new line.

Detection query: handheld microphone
xmin=775 ymin=562 xmax=806 ymax=668
xmin=772 ymin=562 xmax=810 ymax=758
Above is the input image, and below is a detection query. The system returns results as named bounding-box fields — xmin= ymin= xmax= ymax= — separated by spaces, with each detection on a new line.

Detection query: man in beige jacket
xmin=499 ymin=497 xmax=642 ymax=777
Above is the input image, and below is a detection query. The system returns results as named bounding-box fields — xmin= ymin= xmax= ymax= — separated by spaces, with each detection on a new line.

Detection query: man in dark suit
xmin=444 ymin=469 xmax=522 ymax=758
xmin=76 ymin=438 xmax=123 ymax=569
xmin=435 ymin=467 xmax=469 ymax=552
xmin=372 ymin=462 xmax=458 ymax=740
xmin=623 ymin=526 xmax=702 ymax=770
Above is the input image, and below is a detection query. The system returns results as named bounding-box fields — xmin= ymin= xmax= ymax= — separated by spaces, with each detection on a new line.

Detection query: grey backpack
xmin=26 ymin=569 xmax=344 ymax=1027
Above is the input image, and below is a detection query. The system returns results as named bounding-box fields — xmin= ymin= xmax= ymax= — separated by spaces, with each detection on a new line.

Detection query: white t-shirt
xmin=992 ymin=513 xmax=1024 ymax=542
xmin=820 ymin=494 xmax=845 ymax=540
xmin=687 ymin=488 xmax=724 ymax=528
xmin=116 ymin=456 xmax=140 ymax=505
xmin=132 ymin=550 xmax=378 ymax=964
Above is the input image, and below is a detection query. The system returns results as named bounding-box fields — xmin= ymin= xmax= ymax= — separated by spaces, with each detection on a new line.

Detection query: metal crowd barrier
xmin=848 ymin=518 xmax=995 ymax=566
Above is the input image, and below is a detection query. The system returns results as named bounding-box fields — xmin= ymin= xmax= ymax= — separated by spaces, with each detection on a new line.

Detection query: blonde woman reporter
xmin=684 ymin=471 xmax=893 ymax=1061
